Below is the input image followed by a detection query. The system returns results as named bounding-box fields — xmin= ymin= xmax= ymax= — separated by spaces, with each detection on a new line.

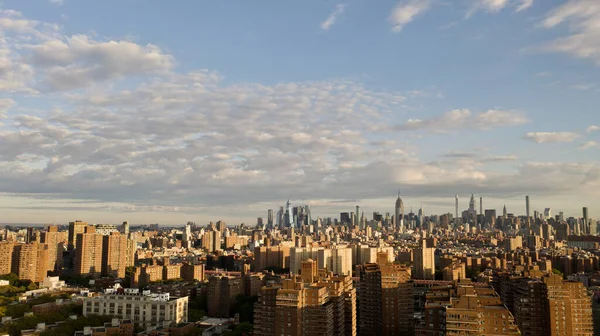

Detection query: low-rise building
xmin=82 ymin=289 xmax=188 ymax=327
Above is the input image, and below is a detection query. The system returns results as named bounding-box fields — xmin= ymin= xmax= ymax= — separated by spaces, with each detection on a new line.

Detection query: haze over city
xmin=1 ymin=0 xmax=599 ymax=225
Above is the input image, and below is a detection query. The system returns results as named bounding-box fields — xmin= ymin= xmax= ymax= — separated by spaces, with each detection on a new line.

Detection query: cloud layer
xmin=0 ymin=7 xmax=598 ymax=223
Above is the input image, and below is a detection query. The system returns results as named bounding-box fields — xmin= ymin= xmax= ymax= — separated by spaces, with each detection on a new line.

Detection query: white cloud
xmin=394 ymin=109 xmax=529 ymax=131
xmin=523 ymin=132 xmax=579 ymax=143
xmin=515 ymin=0 xmax=534 ymax=12
xmin=587 ymin=125 xmax=599 ymax=133
xmin=0 ymin=10 xmax=173 ymax=92
xmin=25 ymin=35 xmax=174 ymax=90
xmin=579 ymin=141 xmax=599 ymax=150
xmin=49 ymin=0 xmax=65 ymax=5
xmin=0 ymin=99 xmax=15 ymax=116
xmin=466 ymin=0 xmax=509 ymax=18
xmin=467 ymin=0 xmax=533 ymax=17
xmin=541 ymin=0 xmax=600 ymax=65
xmin=321 ymin=4 xmax=346 ymax=30
xmin=389 ymin=0 xmax=431 ymax=33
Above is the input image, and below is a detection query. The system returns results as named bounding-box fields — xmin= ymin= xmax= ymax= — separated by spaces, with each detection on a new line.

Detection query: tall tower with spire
xmin=503 ymin=205 xmax=508 ymax=219
xmin=395 ymin=190 xmax=404 ymax=232
xmin=285 ymin=199 xmax=293 ymax=227
xmin=455 ymin=195 xmax=459 ymax=220
xmin=469 ymin=194 xmax=475 ymax=213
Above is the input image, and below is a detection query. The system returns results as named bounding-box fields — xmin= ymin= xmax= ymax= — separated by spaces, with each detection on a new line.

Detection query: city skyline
xmin=1 ymin=1 xmax=599 ymax=224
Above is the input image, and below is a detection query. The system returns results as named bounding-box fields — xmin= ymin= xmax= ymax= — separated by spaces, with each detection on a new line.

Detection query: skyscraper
xmin=469 ymin=194 xmax=475 ymax=213
xmin=40 ymin=225 xmax=64 ymax=272
xmin=526 ymin=195 xmax=530 ymax=218
xmin=413 ymin=239 xmax=435 ymax=280
xmin=276 ymin=207 xmax=284 ymax=230
xmin=359 ymin=263 xmax=412 ymax=336
xmin=121 ymin=221 xmax=130 ymax=237
xmin=355 ymin=205 xmax=360 ymax=227
xmin=12 ymin=242 xmax=48 ymax=283
xmin=455 ymin=195 xmax=459 ymax=221
xmin=267 ymin=209 xmax=274 ymax=229
xmin=285 ymin=199 xmax=293 ymax=228
xmin=395 ymin=191 xmax=404 ymax=231
xmin=74 ymin=226 xmax=103 ymax=277
xmin=583 ymin=207 xmax=589 ymax=234
xmin=102 ymin=232 xmax=128 ymax=278
xmin=479 ymin=197 xmax=483 ymax=223
xmin=182 ymin=222 xmax=192 ymax=249
xmin=68 ymin=220 xmax=88 ymax=251
xmin=304 ymin=205 xmax=311 ymax=226
xmin=0 ymin=241 xmax=14 ymax=275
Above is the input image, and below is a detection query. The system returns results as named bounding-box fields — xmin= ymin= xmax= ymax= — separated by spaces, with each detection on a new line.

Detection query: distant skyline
xmin=0 ymin=0 xmax=599 ymax=224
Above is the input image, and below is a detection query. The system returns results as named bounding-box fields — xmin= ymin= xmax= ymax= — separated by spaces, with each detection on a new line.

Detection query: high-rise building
xmin=445 ymin=282 xmax=520 ymax=335
xmin=181 ymin=263 xmax=205 ymax=282
xmin=68 ymin=220 xmax=88 ymax=250
xmin=0 ymin=241 xmax=14 ymax=275
xmin=305 ymin=205 xmax=311 ymax=226
xmin=11 ymin=242 xmax=48 ymax=283
xmin=359 ymin=263 xmax=412 ymax=336
xmin=253 ymin=265 xmax=356 ymax=336
xmin=40 ymin=225 xmax=64 ymax=272
xmin=74 ymin=226 xmax=103 ymax=277
xmin=545 ymin=274 xmax=593 ymax=335
xmin=544 ymin=208 xmax=552 ymax=220
xmin=286 ymin=199 xmax=294 ymax=228
xmin=413 ymin=239 xmax=435 ymax=280
xmin=395 ymin=191 xmax=404 ymax=231
xmin=102 ymin=232 xmax=127 ymax=278
xmin=526 ymin=195 xmax=530 ymax=218
xmin=500 ymin=273 xmax=593 ymax=336
xmin=455 ymin=195 xmax=459 ymax=221
xmin=182 ymin=222 xmax=192 ymax=249
xmin=479 ymin=197 xmax=483 ymax=223
xmin=207 ymin=275 xmax=243 ymax=317
xmin=583 ymin=207 xmax=589 ymax=234
xmin=121 ymin=221 xmax=130 ymax=237
xmin=267 ymin=209 xmax=274 ymax=229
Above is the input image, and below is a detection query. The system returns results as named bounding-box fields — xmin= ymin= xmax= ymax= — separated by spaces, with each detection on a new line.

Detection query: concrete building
xmin=12 ymin=242 xmax=48 ymax=282
xmin=82 ymin=289 xmax=188 ymax=327
xmin=74 ymin=318 xmax=134 ymax=336
xmin=74 ymin=226 xmax=104 ymax=277
xmin=359 ymin=263 xmax=413 ymax=336
xmin=68 ymin=220 xmax=88 ymax=250
xmin=499 ymin=273 xmax=593 ymax=336
xmin=207 ymin=275 xmax=243 ymax=317
xmin=417 ymin=280 xmax=520 ymax=336
xmin=181 ymin=263 xmax=205 ymax=282
xmin=40 ymin=225 xmax=65 ymax=272
xmin=253 ymin=245 xmax=291 ymax=271
xmin=0 ymin=241 xmax=14 ymax=275
xmin=414 ymin=240 xmax=435 ymax=280
xmin=102 ymin=232 xmax=127 ymax=278
xmin=253 ymin=266 xmax=356 ymax=336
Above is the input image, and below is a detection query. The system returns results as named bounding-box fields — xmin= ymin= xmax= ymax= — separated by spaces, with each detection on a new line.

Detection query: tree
xmin=552 ymin=268 xmax=564 ymax=278
xmin=222 ymin=322 xmax=253 ymax=336
xmin=188 ymin=308 xmax=205 ymax=322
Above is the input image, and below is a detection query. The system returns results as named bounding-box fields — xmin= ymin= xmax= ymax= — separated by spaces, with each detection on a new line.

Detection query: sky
xmin=0 ymin=0 xmax=599 ymax=225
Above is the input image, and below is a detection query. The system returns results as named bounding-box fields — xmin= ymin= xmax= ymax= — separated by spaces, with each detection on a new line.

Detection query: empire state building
xmin=395 ymin=191 xmax=404 ymax=232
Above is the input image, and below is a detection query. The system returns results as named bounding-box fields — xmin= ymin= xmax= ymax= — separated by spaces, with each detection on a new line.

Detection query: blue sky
xmin=0 ymin=0 xmax=599 ymax=225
